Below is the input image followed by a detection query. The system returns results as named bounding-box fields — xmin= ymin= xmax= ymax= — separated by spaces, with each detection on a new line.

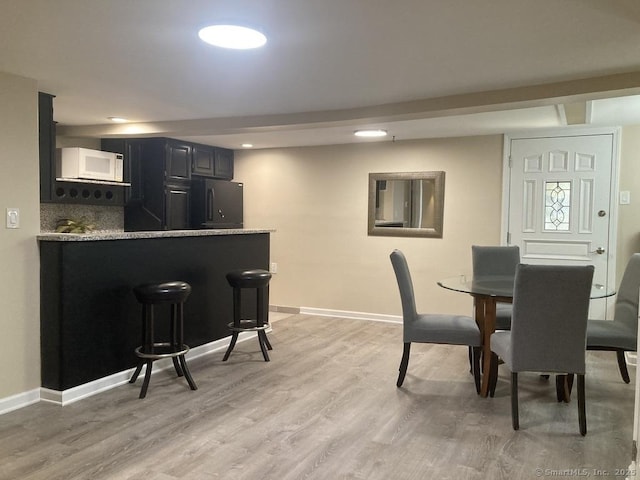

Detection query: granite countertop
xmin=37 ymin=228 xmax=274 ymax=242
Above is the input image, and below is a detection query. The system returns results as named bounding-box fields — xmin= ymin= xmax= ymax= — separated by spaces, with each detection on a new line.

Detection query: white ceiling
xmin=3 ymin=0 xmax=640 ymax=149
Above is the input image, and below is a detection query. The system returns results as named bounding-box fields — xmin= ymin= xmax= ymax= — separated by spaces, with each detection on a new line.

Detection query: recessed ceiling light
xmin=198 ymin=25 xmax=267 ymax=49
xmin=241 ymin=143 xmax=254 ymax=148
xmin=354 ymin=129 xmax=388 ymax=138
xmin=108 ymin=117 xmax=128 ymax=123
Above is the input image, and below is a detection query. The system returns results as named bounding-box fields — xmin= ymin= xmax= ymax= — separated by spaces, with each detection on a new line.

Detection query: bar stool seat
xmin=129 ymin=281 xmax=198 ymax=398
xmin=223 ymin=269 xmax=273 ymax=361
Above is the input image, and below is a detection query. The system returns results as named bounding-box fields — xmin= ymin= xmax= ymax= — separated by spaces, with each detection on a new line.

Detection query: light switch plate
xmin=620 ymin=191 xmax=631 ymax=205
xmin=6 ymin=208 xmax=19 ymax=229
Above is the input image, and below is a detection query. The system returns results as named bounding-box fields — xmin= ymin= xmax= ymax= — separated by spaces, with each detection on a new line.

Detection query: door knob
xmin=598 ymin=210 xmax=606 ymax=217
xmin=591 ymin=247 xmax=605 ymax=254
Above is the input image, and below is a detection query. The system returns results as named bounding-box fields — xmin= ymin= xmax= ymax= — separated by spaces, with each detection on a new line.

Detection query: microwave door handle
xmin=207 ymin=188 xmax=214 ymax=222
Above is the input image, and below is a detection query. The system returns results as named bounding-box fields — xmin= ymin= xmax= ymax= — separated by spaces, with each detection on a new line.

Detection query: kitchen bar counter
xmin=37 ymin=228 xmax=273 ymax=241
xmin=39 ymin=229 xmax=271 ymax=392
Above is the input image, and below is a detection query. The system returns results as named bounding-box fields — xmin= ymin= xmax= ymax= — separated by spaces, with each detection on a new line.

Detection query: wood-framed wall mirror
xmin=368 ymin=171 xmax=445 ymax=238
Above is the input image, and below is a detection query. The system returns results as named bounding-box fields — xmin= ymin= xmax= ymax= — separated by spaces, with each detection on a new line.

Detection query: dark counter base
xmin=40 ymin=233 xmax=270 ymax=390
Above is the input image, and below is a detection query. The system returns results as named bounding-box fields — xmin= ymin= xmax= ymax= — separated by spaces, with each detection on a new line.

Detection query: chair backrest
xmin=390 ymin=250 xmax=417 ymax=323
xmin=510 ymin=263 xmax=594 ymax=374
xmin=472 ymin=245 xmax=520 ymax=277
xmin=613 ymin=253 xmax=640 ymax=332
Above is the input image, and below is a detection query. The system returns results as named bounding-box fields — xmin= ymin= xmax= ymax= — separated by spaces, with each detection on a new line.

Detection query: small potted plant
xmin=55 ymin=217 xmax=96 ymax=234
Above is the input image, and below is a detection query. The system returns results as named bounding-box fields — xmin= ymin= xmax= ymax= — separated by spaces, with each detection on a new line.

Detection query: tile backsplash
xmin=40 ymin=204 xmax=124 ymax=232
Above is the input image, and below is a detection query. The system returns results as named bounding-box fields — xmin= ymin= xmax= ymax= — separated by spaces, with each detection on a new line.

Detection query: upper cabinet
xmin=214 ymin=147 xmax=234 ymax=180
xmin=192 ymin=145 xmax=215 ymax=177
xmin=191 ymin=143 xmax=234 ymax=180
xmin=166 ymin=141 xmax=192 ymax=181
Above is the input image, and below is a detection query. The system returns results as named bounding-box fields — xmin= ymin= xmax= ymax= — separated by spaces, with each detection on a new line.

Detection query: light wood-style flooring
xmin=0 ymin=314 xmax=635 ymax=480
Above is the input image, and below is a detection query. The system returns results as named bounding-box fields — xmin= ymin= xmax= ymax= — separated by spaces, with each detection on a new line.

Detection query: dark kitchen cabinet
xmin=166 ymin=141 xmax=191 ymax=181
xmin=192 ymin=145 xmax=215 ymax=177
xmin=102 ymin=138 xmax=191 ymax=231
xmin=192 ymin=144 xmax=234 ymax=180
xmin=102 ymin=137 xmax=234 ymax=231
xmin=165 ymin=183 xmax=191 ymax=230
xmin=214 ymin=147 xmax=234 ymax=179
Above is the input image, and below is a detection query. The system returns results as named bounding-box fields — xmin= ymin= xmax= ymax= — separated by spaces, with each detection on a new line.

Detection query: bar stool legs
xmin=222 ymin=269 xmax=273 ymax=362
xmin=256 ymin=285 xmax=273 ymax=359
xmin=129 ymin=281 xmax=197 ymax=399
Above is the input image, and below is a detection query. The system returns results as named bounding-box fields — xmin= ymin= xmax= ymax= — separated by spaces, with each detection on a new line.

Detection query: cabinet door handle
xmin=207 ymin=189 xmax=213 ymax=221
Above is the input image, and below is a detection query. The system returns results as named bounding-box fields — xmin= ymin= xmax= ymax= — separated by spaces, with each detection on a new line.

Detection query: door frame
xmin=500 ymin=126 xmax=621 ymax=317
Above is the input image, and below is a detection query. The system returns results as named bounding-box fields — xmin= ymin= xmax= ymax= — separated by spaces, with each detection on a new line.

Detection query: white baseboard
xmin=3 ymin=308 xmax=399 ymax=413
xmin=41 ymin=330 xmax=264 ymax=406
xmin=0 ymin=388 xmax=40 ymax=415
xmin=299 ymin=306 xmax=402 ymax=324
xmin=40 ymin=370 xmax=137 ymax=406
xmin=3 ymin=330 xmax=265 ymax=412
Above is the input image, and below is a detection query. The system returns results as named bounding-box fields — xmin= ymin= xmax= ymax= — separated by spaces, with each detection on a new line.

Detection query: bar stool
xmin=222 ymin=269 xmax=273 ymax=362
xmin=129 ymin=281 xmax=198 ymax=398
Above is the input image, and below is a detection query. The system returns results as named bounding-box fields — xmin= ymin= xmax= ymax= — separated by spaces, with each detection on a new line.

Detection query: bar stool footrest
xmin=227 ymin=320 xmax=269 ymax=332
xmin=135 ymin=343 xmax=190 ymax=359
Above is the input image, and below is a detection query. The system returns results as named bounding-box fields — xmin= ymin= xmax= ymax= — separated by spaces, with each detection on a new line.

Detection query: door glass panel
xmin=544 ymin=181 xmax=571 ymax=231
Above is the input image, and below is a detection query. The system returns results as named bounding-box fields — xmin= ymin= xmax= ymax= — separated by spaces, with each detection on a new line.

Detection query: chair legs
xmin=577 ymin=374 xmax=587 ymax=436
xmin=555 ymin=374 xmax=574 ymax=403
xmin=472 ymin=347 xmax=481 ymax=394
xmin=507 ymin=370 xmax=586 ymax=435
xmin=589 ymin=347 xmax=631 ymax=384
xmin=617 ymin=350 xmax=631 ymax=384
xmin=488 ymin=352 xmax=499 ymax=397
xmin=556 ymin=373 xmax=587 ymax=435
xmin=397 ymin=343 xmax=480 ymax=392
xmin=511 ymin=372 xmax=519 ymax=431
xmin=397 ymin=343 xmax=411 ymax=387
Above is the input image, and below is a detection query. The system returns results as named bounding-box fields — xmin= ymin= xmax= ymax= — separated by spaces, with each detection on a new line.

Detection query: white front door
xmin=504 ymin=131 xmax=618 ymax=320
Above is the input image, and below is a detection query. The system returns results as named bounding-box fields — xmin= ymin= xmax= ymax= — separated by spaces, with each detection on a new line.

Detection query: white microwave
xmin=56 ymin=147 xmax=124 ymax=182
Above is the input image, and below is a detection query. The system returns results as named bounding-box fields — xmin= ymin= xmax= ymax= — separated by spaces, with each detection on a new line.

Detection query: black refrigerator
xmin=191 ymin=179 xmax=243 ymax=229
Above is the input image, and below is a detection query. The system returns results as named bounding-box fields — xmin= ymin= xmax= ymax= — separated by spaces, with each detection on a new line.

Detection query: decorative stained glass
xmin=544 ymin=181 xmax=571 ymax=231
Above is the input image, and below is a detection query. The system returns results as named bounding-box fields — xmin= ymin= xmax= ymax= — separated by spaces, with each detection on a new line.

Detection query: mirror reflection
xmin=368 ymin=171 xmax=445 ymax=238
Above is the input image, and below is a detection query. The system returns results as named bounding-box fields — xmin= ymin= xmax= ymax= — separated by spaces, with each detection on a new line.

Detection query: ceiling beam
xmin=58 ymin=71 xmax=640 ymax=138
xmin=560 ymin=101 xmax=591 ymax=125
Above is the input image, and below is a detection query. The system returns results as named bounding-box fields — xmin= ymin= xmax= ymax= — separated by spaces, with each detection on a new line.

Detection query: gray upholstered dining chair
xmin=587 ymin=253 xmax=640 ymax=383
xmin=488 ymin=263 xmax=594 ymax=435
xmin=472 ymin=245 xmax=520 ymax=330
xmin=390 ymin=249 xmax=482 ymax=393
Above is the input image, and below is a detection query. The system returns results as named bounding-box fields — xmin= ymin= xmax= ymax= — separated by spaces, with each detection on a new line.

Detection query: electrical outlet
xmin=270 ymin=262 xmax=278 ymax=274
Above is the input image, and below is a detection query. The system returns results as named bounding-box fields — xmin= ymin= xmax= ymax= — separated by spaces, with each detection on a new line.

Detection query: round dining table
xmin=438 ymin=274 xmax=615 ymax=398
